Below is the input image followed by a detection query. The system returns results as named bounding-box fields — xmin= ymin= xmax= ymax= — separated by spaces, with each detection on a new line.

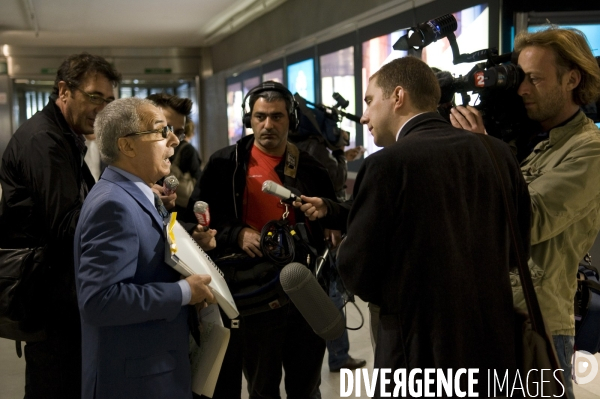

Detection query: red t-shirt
xmin=243 ymin=145 xmax=295 ymax=231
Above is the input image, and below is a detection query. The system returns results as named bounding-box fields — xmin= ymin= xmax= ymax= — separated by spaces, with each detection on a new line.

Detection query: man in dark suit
xmin=74 ymin=97 xmax=215 ymax=398
xmin=300 ymin=57 xmax=532 ymax=397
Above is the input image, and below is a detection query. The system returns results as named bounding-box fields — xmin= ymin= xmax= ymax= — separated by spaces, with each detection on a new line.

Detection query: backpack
xmin=574 ymin=254 xmax=600 ymax=354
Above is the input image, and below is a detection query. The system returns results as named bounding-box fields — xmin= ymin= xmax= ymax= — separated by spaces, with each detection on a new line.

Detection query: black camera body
xmin=393 ymin=13 xmax=541 ymax=159
xmin=437 ymin=53 xmax=541 ymax=161
xmin=396 ymin=14 xmax=600 ymax=161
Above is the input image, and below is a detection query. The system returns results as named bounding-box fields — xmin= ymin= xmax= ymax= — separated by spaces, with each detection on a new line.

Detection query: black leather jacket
xmin=0 ymin=99 xmax=95 ymax=327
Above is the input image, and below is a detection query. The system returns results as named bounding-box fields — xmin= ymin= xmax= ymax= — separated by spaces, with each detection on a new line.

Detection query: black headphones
xmin=241 ymin=81 xmax=299 ymax=131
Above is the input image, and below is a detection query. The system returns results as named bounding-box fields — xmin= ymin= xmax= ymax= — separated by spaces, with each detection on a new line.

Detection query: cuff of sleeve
xmin=177 ymin=279 xmax=192 ymax=306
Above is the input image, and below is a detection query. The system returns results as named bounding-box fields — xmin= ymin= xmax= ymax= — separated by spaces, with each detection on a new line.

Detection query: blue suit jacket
xmin=74 ymin=167 xmax=191 ymax=399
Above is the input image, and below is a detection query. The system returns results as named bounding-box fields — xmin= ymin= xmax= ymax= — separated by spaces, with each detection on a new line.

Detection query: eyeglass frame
xmin=70 ymin=85 xmax=114 ymax=106
xmin=123 ymin=125 xmax=184 ymax=141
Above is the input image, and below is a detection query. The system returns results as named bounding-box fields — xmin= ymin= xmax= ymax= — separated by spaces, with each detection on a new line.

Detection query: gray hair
xmin=95 ymin=97 xmax=156 ymax=164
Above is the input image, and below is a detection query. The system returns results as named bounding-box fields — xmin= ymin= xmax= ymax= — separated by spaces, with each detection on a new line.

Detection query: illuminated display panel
xmin=263 ymin=69 xmax=283 ymax=83
xmin=226 ymin=82 xmax=243 ymax=145
xmin=422 ymin=5 xmax=489 ymax=83
xmin=287 ymin=59 xmax=315 ymax=103
xmin=320 ymin=46 xmax=357 ymax=148
xmin=241 ymin=77 xmax=261 ymax=137
xmin=361 ymin=4 xmax=489 ymax=156
xmin=528 ymin=24 xmax=600 ymax=57
xmin=361 ymin=30 xmax=408 ymax=156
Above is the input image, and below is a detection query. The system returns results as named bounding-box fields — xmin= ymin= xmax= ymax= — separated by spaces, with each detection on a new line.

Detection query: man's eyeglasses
xmin=72 ymin=86 xmax=113 ymax=106
xmin=124 ymin=125 xmax=183 ymax=141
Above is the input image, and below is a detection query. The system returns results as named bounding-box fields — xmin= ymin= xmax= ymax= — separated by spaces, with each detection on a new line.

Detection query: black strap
xmin=477 ymin=135 xmax=546 ymax=332
xmin=478 ymin=135 xmax=565 ymax=391
xmin=15 ymin=341 xmax=22 ymax=358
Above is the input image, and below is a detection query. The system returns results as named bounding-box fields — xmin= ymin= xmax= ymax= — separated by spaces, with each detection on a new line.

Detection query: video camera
xmin=292 ymin=92 xmax=361 ymax=150
xmin=394 ymin=14 xmax=541 ymax=160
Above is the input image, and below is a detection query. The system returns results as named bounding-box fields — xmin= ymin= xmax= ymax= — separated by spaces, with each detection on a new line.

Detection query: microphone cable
xmin=343 ymin=300 xmax=365 ymax=331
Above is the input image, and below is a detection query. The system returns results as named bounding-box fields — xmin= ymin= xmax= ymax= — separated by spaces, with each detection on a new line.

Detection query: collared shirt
xmin=396 ymin=113 xmax=426 ymax=141
xmin=107 ymin=165 xmax=191 ymax=306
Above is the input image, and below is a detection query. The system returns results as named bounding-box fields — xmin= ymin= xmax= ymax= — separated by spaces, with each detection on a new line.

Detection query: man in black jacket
xmin=300 ymin=57 xmax=532 ymax=397
xmin=184 ymin=81 xmax=337 ymax=399
xmin=0 ymin=53 xmax=121 ymax=399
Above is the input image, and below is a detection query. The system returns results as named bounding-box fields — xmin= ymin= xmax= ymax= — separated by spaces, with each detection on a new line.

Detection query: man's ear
xmin=117 ymin=137 xmax=136 ymax=159
xmin=565 ymin=69 xmax=581 ymax=92
xmin=57 ymin=81 xmax=71 ymax=102
xmin=393 ymin=86 xmax=405 ymax=110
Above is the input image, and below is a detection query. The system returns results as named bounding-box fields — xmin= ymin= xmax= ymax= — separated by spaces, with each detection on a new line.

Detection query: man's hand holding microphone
xmin=192 ymin=201 xmax=217 ymax=251
xmin=152 ymin=175 xmax=179 ymax=210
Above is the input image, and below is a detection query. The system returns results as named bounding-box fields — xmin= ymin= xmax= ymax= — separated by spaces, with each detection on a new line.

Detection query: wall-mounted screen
xmin=227 ymin=82 xmax=243 ymax=145
xmin=287 ymin=59 xmax=315 ymax=103
xmin=361 ymin=30 xmax=408 ymax=156
xmin=422 ymin=4 xmax=489 ymax=81
xmin=528 ymin=24 xmax=600 ymax=57
xmin=361 ymin=3 xmax=490 ymax=157
xmin=320 ymin=46 xmax=357 ymax=149
xmin=263 ymin=69 xmax=283 ymax=83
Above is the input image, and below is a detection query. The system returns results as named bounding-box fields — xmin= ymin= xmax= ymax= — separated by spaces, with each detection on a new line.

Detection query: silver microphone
xmin=163 ymin=175 xmax=179 ymax=196
xmin=261 ymin=180 xmax=300 ymax=204
xmin=193 ymin=201 xmax=210 ymax=231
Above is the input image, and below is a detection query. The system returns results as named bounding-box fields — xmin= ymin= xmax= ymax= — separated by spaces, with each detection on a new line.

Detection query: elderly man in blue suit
xmin=74 ymin=97 xmax=215 ymax=398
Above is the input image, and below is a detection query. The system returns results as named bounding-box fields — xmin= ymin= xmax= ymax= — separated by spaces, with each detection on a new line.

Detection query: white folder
xmin=164 ymin=214 xmax=239 ymax=319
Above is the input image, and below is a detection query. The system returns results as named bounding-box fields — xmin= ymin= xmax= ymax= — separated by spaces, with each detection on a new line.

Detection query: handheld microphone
xmin=193 ymin=201 xmax=210 ymax=231
xmin=280 ymin=262 xmax=345 ymax=340
xmin=261 ymin=180 xmax=300 ymax=204
xmin=393 ymin=14 xmax=457 ymax=51
xmin=163 ymin=175 xmax=179 ymax=196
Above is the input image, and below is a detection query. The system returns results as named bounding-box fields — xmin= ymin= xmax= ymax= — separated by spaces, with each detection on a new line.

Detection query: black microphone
xmin=261 ymin=180 xmax=300 ymax=204
xmin=393 ymin=14 xmax=457 ymax=51
xmin=280 ymin=262 xmax=345 ymax=340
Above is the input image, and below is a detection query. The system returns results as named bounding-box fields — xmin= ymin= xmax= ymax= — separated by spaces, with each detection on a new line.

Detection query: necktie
xmin=153 ymin=193 xmax=169 ymax=218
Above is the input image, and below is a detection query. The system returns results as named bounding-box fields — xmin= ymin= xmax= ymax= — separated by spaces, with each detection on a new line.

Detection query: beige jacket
xmin=512 ymin=111 xmax=600 ymax=335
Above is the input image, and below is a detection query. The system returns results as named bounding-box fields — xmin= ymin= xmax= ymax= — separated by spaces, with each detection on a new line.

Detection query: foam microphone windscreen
xmin=261 ymin=180 xmax=298 ymax=203
xmin=163 ymin=175 xmax=179 ymax=196
xmin=280 ymin=262 xmax=345 ymax=340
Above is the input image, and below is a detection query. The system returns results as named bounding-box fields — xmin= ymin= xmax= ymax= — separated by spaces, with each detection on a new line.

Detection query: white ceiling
xmin=0 ymin=0 xmax=287 ymax=48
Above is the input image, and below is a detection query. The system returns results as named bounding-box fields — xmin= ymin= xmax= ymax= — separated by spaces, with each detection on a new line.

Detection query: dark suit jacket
xmin=74 ymin=167 xmax=191 ymax=399
xmin=338 ymin=113 xmax=531 ymax=395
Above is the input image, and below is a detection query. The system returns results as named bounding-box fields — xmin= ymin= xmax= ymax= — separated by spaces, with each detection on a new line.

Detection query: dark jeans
xmin=553 ymin=335 xmax=574 ymax=399
xmin=204 ymin=303 xmax=325 ymax=399
xmin=326 ymin=277 xmax=350 ymax=370
xmin=24 ymin=322 xmax=81 ymax=399
xmin=243 ymin=303 xmax=325 ymax=399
